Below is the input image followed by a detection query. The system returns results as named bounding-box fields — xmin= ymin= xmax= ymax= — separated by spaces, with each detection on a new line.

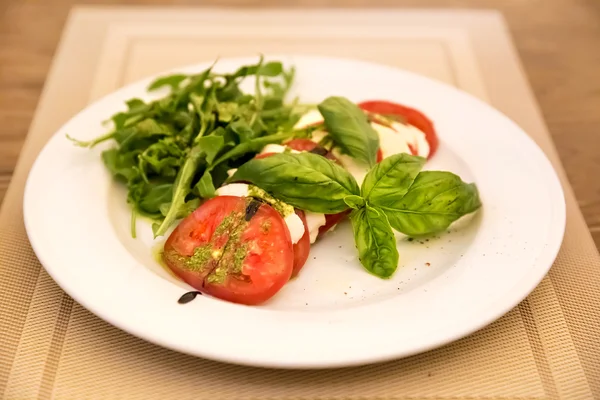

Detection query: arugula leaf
xmin=159 ymin=198 xmax=201 ymax=219
xmin=350 ymin=205 xmax=399 ymax=278
xmin=317 ymin=96 xmax=380 ymax=167
xmin=230 ymin=152 xmax=360 ymax=213
xmin=374 ymin=171 xmax=482 ymax=236
xmin=101 ymin=149 xmax=139 ymax=182
xmin=362 ymin=153 xmax=426 ymax=202
xmin=211 ymin=132 xmax=293 ymax=167
xmin=153 ymin=135 xmax=225 ymax=237
xmin=196 ymin=171 xmax=216 ymax=198
xmin=71 ymin=59 xmax=306 ymax=237
xmin=148 ymin=74 xmax=189 ymax=91
xmin=138 ymin=183 xmax=173 ymax=214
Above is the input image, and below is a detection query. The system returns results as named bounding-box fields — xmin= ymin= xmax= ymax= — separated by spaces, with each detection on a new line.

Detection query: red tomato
xmin=163 ymin=196 xmax=294 ymax=305
xmin=285 ymin=138 xmax=318 ymax=152
xmin=286 ymin=139 xmax=339 ymax=162
xmin=254 ymin=152 xmax=275 ymax=159
xmin=292 ymin=210 xmax=310 ymax=277
xmin=358 ymin=100 xmax=439 ymax=158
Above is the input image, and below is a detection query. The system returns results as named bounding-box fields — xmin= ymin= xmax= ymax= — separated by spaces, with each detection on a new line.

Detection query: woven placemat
xmin=1 ymin=8 xmax=599 ymax=400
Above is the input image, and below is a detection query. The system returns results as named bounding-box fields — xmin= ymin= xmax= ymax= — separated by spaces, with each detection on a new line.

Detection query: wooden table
xmin=2 ymin=0 xmax=600 ymax=247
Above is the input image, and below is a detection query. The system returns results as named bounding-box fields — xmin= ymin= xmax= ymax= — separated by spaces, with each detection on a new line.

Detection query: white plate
xmin=24 ymin=55 xmax=565 ymax=369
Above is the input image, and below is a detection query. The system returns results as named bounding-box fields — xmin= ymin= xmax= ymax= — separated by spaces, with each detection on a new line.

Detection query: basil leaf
xmin=362 ymin=153 xmax=426 ymax=202
xmin=230 ymin=152 xmax=360 ymax=213
xmin=317 ymin=96 xmax=379 ymax=167
xmin=350 ymin=205 xmax=399 ymax=278
xmin=376 ymin=171 xmax=482 ymax=236
xmin=344 ymin=195 xmax=365 ymax=209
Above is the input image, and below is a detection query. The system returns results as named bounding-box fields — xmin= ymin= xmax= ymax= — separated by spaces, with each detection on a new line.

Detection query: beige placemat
xmin=1 ymin=7 xmax=599 ymax=400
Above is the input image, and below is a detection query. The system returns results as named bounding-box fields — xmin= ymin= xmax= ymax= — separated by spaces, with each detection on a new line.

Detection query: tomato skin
xmin=358 ymin=100 xmax=439 ymax=158
xmin=255 ymin=152 xmax=275 ymax=159
xmin=292 ymin=210 xmax=310 ymax=277
xmin=286 ymin=139 xmax=339 ymax=162
xmin=163 ymin=196 xmax=294 ymax=305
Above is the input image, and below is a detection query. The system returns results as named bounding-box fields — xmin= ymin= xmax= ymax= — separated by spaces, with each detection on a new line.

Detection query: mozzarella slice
xmin=216 ymin=183 xmax=249 ymax=197
xmin=293 ymin=109 xmax=323 ymax=129
xmin=304 ymin=211 xmax=326 ymax=244
xmin=259 ymin=144 xmax=300 ymax=155
xmin=375 ymin=121 xmax=430 ymax=159
xmin=215 ymin=183 xmax=305 ymax=244
xmin=284 ymin=213 xmax=306 ymax=245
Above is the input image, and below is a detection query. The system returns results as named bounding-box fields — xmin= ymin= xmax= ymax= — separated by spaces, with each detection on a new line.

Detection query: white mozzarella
xmin=215 ymin=183 xmax=306 ymax=245
xmin=259 ymin=144 xmax=300 ymax=155
xmin=293 ymin=109 xmax=323 ymax=129
xmin=215 ymin=183 xmax=250 ymax=197
xmin=331 ymin=149 xmax=370 ymax=186
xmin=376 ymin=121 xmax=430 ymax=159
xmin=309 ymin=130 xmax=328 ymax=144
xmin=284 ymin=213 xmax=306 ymax=244
xmin=227 ymin=168 xmax=238 ymax=177
xmin=304 ymin=211 xmax=326 ymax=244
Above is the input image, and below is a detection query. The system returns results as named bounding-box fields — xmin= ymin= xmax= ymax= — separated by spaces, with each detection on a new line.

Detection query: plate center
xmin=108 ymin=142 xmax=480 ymax=311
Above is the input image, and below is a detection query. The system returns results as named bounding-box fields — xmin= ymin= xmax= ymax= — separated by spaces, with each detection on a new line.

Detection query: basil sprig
xmin=232 ymin=152 xmax=481 ymax=278
xmin=317 ymin=96 xmax=380 ymax=167
xmin=231 ymin=152 xmax=360 ymax=214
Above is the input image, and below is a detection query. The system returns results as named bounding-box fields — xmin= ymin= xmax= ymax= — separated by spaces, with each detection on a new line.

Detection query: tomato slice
xmin=286 ymin=139 xmax=339 ymax=162
xmin=163 ymin=196 xmax=294 ymax=305
xmin=358 ymin=100 xmax=439 ymax=158
xmin=292 ymin=210 xmax=310 ymax=277
xmin=255 ymin=152 xmax=276 ymax=159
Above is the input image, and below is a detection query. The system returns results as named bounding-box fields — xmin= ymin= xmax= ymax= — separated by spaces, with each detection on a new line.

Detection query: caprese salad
xmin=70 ymin=58 xmax=481 ymax=306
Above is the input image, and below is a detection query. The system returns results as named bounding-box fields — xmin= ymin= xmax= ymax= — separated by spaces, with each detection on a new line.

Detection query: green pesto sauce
xmin=248 ymin=185 xmax=293 ymax=217
xmin=184 ymin=244 xmax=213 ymax=272
xmin=232 ymin=243 xmax=248 ymax=274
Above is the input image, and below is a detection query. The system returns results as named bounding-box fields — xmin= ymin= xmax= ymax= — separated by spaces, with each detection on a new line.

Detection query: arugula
xmin=69 ymin=58 xmax=303 ymax=237
xmin=317 ymin=96 xmax=380 ymax=167
xmin=236 ymin=152 xmax=481 ymax=278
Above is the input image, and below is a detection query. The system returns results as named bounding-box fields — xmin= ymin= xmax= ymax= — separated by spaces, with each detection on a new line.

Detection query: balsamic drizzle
xmin=244 ymin=198 xmax=262 ymax=221
xmin=308 ymin=146 xmax=328 ymax=157
xmin=178 ymin=291 xmax=203 ymax=304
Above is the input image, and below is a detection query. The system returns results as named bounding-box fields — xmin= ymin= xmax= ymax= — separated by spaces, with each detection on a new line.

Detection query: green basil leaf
xmin=362 ymin=153 xmax=426 ymax=202
xmin=317 ymin=96 xmax=380 ymax=167
xmin=230 ymin=152 xmax=360 ymax=213
xmin=350 ymin=205 xmax=399 ymax=278
xmin=344 ymin=195 xmax=365 ymax=209
xmin=376 ymin=171 xmax=482 ymax=236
